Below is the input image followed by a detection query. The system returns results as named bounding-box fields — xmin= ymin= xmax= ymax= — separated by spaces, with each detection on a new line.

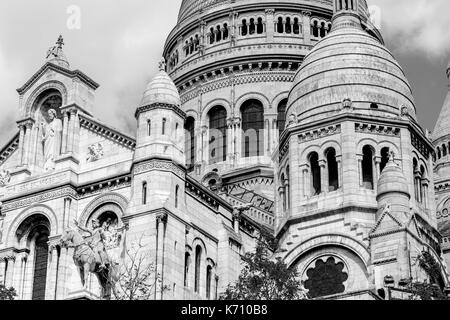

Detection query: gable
xmin=370 ymin=205 xmax=403 ymax=235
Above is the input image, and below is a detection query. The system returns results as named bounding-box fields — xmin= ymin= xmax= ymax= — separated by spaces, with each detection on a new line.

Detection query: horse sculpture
xmin=60 ymin=226 xmax=126 ymax=300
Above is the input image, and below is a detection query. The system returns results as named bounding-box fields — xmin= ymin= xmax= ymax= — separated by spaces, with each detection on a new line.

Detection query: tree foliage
xmin=110 ymin=236 xmax=169 ymax=300
xmin=0 ymin=285 xmax=17 ymax=301
xmin=220 ymin=230 xmax=308 ymax=300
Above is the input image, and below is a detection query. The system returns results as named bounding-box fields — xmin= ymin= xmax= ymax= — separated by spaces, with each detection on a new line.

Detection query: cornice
xmin=135 ymin=102 xmax=187 ymax=120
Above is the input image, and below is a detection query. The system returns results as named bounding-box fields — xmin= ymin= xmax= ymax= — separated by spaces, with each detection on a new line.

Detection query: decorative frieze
xmin=86 ymin=143 xmax=104 ymax=162
xmin=134 ymin=159 xmax=185 ymax=179
xmin=355 ymin=123 xmax=400 ymax=137
xmin=298 ymin=125 xmax=341 ymax=143
xmin=0 ymin=170 xmax=11 ymax=187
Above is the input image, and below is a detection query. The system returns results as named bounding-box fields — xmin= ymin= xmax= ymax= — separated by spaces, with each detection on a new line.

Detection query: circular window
xmin=304 ymin=256 xmax=348 ymax=298
xmin=443 ymin=209 xmax=449 ymax=218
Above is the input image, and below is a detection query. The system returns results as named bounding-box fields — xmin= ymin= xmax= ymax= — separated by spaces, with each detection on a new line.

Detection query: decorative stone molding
xmin=355 ymin=123 xmax=401 ymax=137
xmin=79 ymin=114 xmax=136 ymax=150
xmin=341 ymin=98 xmax=353 ymax=110
xmin=1 ymin=186 xmax=77 ymax=212
xmin=0 ymin=134 xmax=19 ymax=166
xmin=135 ymin=102 xmax=186 ymax=120
xmin=156 ymin=211 xmax=168 ymax=224
xmin=79 ymin=192 xmax=128 ymax=227
xmin=298 ymin=125 xmax=341 ymax=143
xmin=134 ymin=159 xmax=186 ymax=178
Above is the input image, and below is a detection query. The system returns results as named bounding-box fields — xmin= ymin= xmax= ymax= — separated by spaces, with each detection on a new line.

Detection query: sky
xmin=0 ymin=0 xmax=449 ymax=148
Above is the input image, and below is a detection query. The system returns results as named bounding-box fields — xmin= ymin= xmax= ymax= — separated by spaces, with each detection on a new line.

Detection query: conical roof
xmin=433 ymin=62 xmax=450 ymax=141
xmin=140 ymin=60 xmax=181 ymax=107
xmin=377 ymin=152 xmax=410 ymax=199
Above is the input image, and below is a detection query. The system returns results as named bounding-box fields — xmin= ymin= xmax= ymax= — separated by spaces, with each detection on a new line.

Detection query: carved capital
xmin=156 ymin=211 xmax=168 ymax=224
xmin=265 ymin=9 xmax=275 ymax=15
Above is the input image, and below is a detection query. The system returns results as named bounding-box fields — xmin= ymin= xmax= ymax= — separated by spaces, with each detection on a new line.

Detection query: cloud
xmin=371 ymin=0 xmax=450 ymax=59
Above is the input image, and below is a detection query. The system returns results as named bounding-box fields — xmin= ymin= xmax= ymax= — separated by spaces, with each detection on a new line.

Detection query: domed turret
xmin=287 ymin=4 xmax=416 ymax=126
xmin=46 ymin=35 xmax=70 ymax=69
xmin=134 ymin=59 xmax=186 ymax=166
xmin=376 ymin=152 xmax=411 ymax=222
xmin=433 ymin=61 xmax=450 ymax=141
xmin=140 ymin=61 xmax=181 ymax=107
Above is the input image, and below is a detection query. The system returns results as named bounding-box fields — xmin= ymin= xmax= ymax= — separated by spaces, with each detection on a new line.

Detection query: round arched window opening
xmin=304 ymin=256 xmax=348 ymax=298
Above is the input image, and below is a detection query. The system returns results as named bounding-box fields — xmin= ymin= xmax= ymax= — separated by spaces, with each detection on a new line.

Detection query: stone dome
xmin=377 ymin=154 xmax=410 ymax=199
xmin=287 ymin=11 xmax=416 ymax=125
xmin=140 ymin=61 xmax=181 ymax=107
xmin=46 ymin=36 xmax=70 ymax=69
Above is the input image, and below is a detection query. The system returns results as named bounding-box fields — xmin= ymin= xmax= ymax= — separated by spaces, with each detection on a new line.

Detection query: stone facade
xmin=0 ymin=0 xmax=449 ymax=300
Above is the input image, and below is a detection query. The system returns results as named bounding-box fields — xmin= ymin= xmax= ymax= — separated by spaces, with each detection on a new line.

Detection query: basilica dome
xmin=287 ymin=11 xmax=416 ymax=125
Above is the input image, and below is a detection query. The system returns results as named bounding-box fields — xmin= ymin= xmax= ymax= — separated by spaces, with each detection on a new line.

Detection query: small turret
xmin=376 ymin=152 xmax=411 ymax=223
xmin=134 ymin=58 xmax=186 ymax=166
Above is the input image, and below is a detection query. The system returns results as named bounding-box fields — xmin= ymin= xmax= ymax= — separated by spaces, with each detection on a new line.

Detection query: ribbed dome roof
xmin=287 ymin=11 xmax=416 ymax=125
xmin=432 ymin=62 xmax=450 ymax=140
xmin=377 ymin=154 xmax=410 ymax=199
xmin=141 ymin=61 xmax=181 ymax=107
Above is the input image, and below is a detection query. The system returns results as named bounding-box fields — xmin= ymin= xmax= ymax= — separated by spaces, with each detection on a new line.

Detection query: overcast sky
xmin=0 ymin=0 xmax=449 ymax=148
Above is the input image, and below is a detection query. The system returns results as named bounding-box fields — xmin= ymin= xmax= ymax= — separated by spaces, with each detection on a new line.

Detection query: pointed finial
xmin=159 ymin=58 xmax=166 ymax=72
xmin=56 ymin=35 xmax=65 ymax=49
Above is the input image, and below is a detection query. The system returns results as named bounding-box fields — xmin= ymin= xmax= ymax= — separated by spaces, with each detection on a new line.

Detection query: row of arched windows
xmin=184 ymin=99 xmax=288 ymax=169
xmin=208 ymin=23 xmax=229 ymax=45
xmin=168 ymin=50 xmax=179 ymax=69
xmin=311 ymin=19 xmax=332 ymax=38
xmin=275 ymin=16 xmax=302 ymax=35
xmin=435 ymin=142 xmax=450 ymax=161
xmin=184 ymin=245 xmax=215 ymax=299
xmin=307 ymin=148 xmax=341 ymax=197
xmin=185 ymin=35 xmax=200 ymax=57
xmin=240 ymin=17 xmax=265 ymax=36
xmin=336 ymin=0 xmax=356 ymax=11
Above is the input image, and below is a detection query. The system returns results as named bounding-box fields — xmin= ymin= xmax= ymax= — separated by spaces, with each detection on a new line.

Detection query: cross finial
xmin=159 ymin=58 xmax=166 ymax=72
xmin=56 ymin=35 xmax=64 ymax=49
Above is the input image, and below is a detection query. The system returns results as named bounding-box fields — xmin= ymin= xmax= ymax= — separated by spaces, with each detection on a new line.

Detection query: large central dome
xmin=287 ymin=10 xmax=416 ymax=125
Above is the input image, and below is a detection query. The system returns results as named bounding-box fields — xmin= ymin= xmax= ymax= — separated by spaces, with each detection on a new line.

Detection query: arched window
xmin=326 ymin=148 xmax=339 ymax=191
xmin=216 ymin=26 xmax=222 ymax=42
xmin=277 ymin=17 xmax=284 ymax=33
xmin=32 ymin=228 xmax=50 ymax=300
xmin=194 ymin=35 xmax=199 ymax=51
xmin=420 ymin=166 xmax=427 ymax=208
xmin=312 ymin=21 xmax=319 ymax=37
xmin=285 ymin=17 xmax=292 ymax=34
xmin=413 ymin=158 xmax=420 ymax=202
xmin=223 ymin=24 xmax=229 ymax=40
xmin=208 ymin=106 xmax=227 ymax=164
xmin=443 ymin=144 xmax=447 ymax=157
xmin=185 ymin=117 xmax=196 ymax=172
xmin=286 ymin=165 xmax=291 ymax=210
xmin=142 ymin=182 xmax=148 ymax=205
xmin=309 ymin=152 xmax=321 ymax=196
xmin=241 ymin=20 xmax=248 ymax=36
xmin=194 ymin=246 xmax=202 ymax=293
xmin=320 ymin=22 xmax=326 ymax=38
xmin=293 ymin=18 xmax=300 ymax=34
xmin=241 ymin=100 xmax=264 ymax=158
xmin=162 ymin=118 xmax=167 ymax=135
xmin=281 ymin=173 xmax=286 ymax=212
xmin=249 ymin=18 xmax=256 ymax=35
xmin=380 ymin=147 xmax=390 ymax=173
xmin=206 ymin=265 xmax=213 ymax=299
xmin=277 ymin=99 xmax=288 ymax=138
xmin=438 ymin=147 xmax=442 ymax=159
xmin=362 ymin=146 xmax=374 ymax=190
xmin=184 ymin=252 xmax=191 ymax=287
xmin=175 ymin=185 xmax=179 ymax=208
xmin=257 ymin=18 xmax=264 ymax=34
xmin=147 ymin=120 xmax=151 ymax=136
xmin=209 ymin=28 xmax=215 ymax=44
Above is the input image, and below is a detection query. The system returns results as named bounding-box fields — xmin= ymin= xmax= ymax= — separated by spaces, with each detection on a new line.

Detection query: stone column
xmin=357 ymin=156 xmax=363 ymax=187
xmin=319 ymin=159 xmax=327 ymax=194
xmin=18 ymin=125 xmax=25 ymax=166
xmin=67 ymin=109 xmax=77 ymax=153
xmin=45 ymin=245 xmax=59 ymax=300
xmin=56 ymin=247 xmax=68 ymax=300
xmin=235 ymin=119 xmax=242 ymax=162
xmin=422 ymin=179 xmax=429 ymax=208
xmin=227 ymin=119 xmax=234 ymax=164
xmin=264 ymin=119 xmax=270 ymax=157
xmin=13 ymin=253 xmax=27 ymax=297
xmin=63 ymin=197 xmax=72 ymax=231
xmin=337 ymin=156 xmax=343 ymax=190
xmin=4 ymin=255 xmax=15 ymax=288
xmin=265 ymin=9 xmax=275 ymax=41
xmin=302 ymin=11 xmax=312 ymax=44
xmin=0 ymin=258 xmax=6 ymax=285
xmin=61 ymin=111 xmax=69 ymax=154
xmin=374 ymin=156 xmax=381 ymax=191
xmin=202 ymin=126 xmax=209 ymax=164
xmin=22 ymin=121 xmax=34 ymax=166
xmin=155 ymin=212 xmax=168 ymax=300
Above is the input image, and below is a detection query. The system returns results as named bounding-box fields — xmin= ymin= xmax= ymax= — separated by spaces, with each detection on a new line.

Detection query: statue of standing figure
xmin=41 ymin=109 xmax=62 ymax=171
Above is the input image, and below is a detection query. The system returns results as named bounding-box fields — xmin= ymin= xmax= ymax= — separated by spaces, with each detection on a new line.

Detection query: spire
xmin=46 ymin=35 xmax=70 ymax=69
xmin=433 ymin=61 xmax=450 ymax=140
